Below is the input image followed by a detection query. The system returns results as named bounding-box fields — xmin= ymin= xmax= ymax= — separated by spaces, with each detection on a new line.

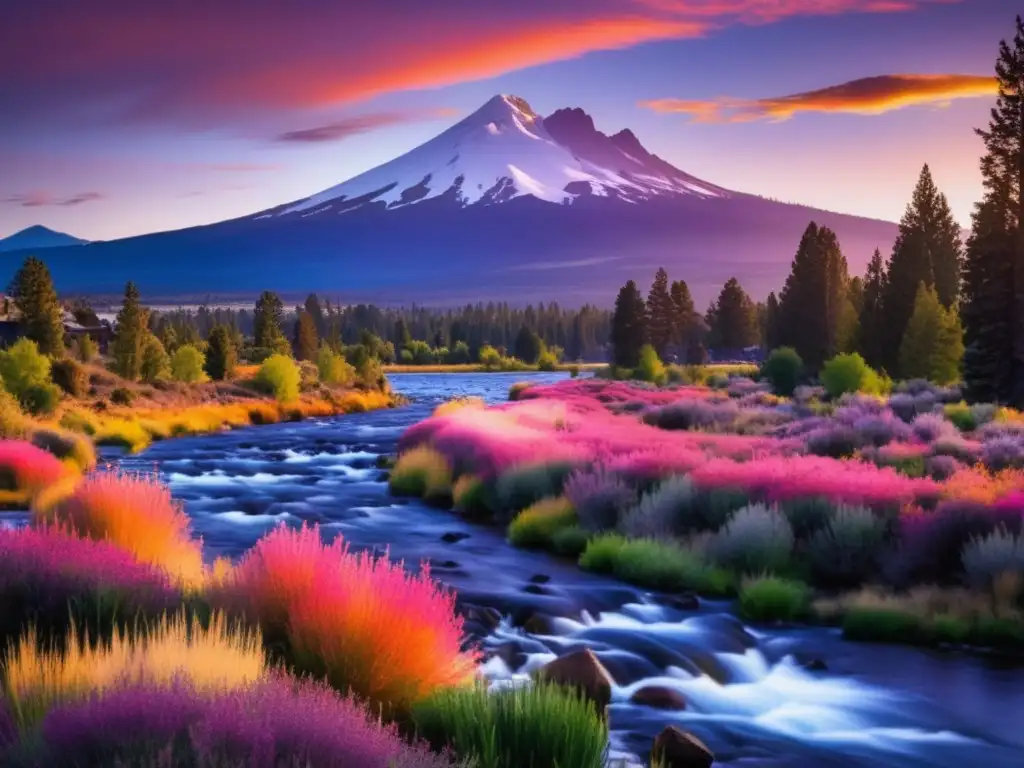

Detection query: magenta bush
xmin=0 ymin=525 xmax=179 ymax=645
xmin=36 ymin=675 xmax=452 ymax=768
xmin=689 ymin=455 xmax=937 ymax=508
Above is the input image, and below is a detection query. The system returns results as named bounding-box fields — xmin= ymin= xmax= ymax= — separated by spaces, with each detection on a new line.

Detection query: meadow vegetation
xmin=393 ymin=375 xmax=1024 ymax=651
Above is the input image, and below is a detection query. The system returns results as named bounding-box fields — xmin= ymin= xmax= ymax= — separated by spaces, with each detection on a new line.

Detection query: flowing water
xmin=100 ymin=373 xmax=1024 ymax=766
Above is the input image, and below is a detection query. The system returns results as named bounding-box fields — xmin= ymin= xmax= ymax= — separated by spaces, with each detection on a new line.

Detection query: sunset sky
xmin=0 ymin=0 xmax=1011 ymax=242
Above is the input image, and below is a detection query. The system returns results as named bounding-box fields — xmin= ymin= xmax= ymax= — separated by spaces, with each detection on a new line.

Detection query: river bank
xmin=69 ymin=372 xmax=1024 ymax=767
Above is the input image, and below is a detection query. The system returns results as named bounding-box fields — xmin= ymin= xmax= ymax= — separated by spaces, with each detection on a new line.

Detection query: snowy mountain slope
xmin=277 ymin=95 xmax=727 ymax=217
xmin=1 ymin=94 xmax=901 ymax=306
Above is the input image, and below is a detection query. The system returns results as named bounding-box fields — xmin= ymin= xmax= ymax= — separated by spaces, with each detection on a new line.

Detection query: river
xmin=105 ymin=372 xmax=1024 ymax=767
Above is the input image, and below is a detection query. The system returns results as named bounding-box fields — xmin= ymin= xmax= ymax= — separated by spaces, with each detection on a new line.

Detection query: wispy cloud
xmin=642 ymin=73 xmax=996 ymax=122
xmin=506 ymin=256 xmax=622 ymax=271
xmin=274 ymin=108 xmax=459 ymax=144
xmin=2 ymin=190 xmax=105 ymax=207
xmin=0 ymin=1 xmax=960 ymax=130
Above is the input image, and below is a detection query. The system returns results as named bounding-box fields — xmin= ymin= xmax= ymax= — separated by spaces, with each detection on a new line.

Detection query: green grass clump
xmin=551 ymin=526 xmax=589 ymax=557
xmin=508 ymin=497 xmax=576 ymax=549
xmin=494 ymin=461 xmax=577 ymax=520
xmin=578 ymin=533 xmax=627 ymax=574
xmin=612 ymin=538 xmax=732 ymax=595
xmin=840 ymin=608 xmax=926 ymax=644
xmin=389 ymin=446 xmax=453 ymax=505
xmin=739 ymin=576 xmax=810 ymax=622
xmin=452 ymin=475 xmax=492 ymax=519
xmin=411 ymin=681 xmax=608 ymax=768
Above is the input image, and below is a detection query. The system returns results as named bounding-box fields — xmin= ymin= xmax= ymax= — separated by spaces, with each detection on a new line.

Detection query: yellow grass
xmin=3 ymin=611 xmax=265 ymax=732
xmin=432 ymin=397 xmax=485 ymax=418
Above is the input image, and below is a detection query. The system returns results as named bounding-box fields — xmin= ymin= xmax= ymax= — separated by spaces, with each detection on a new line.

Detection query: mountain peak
xmin=0 ymin=225 xmax=88 ymax=253
xmin=276 ymin=94 xmax=729 ymax=218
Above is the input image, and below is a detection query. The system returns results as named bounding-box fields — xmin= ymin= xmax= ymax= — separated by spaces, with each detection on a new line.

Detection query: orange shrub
xmin=215 ymin=524 xmax=477 ymax=717
xmin=942 ymin=465 xmax=1024 ymax=505
xmin=38 ymin=472 xmax=205 ymax=589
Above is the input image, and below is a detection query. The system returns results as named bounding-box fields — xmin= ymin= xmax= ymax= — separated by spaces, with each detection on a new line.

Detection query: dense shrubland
xmin=393 ymin=376 xmax=1024 ymax=650
xmin=0 ymin=463 xmax=614 ymax=766
xmin=0 ymin=268 xmax=395 ymax=471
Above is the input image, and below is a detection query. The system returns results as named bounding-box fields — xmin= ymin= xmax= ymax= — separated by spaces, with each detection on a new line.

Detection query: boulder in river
xmin=652 ymin=726 xmax=714 ymax=768
xmin=536 ymin=648 xmax=614 ymax=710
xmin=440 ymin=531 xmax=470 ymax=543
xmin=630 ymin=685 xmax=687 ymax=710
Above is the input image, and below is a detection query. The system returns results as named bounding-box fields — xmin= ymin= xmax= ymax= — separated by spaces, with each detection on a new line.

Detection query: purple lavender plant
xmin=563 ymin=469 xmax=636 ymax=532
xmin=38 ymin=675 xmax=452 ymax=768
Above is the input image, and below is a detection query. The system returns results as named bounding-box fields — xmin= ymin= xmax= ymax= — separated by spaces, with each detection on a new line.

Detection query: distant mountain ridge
xmin=0 ymin=225 xmax=88 ymax=253
xmin=0 ymin=95 xmax=900 ymax=306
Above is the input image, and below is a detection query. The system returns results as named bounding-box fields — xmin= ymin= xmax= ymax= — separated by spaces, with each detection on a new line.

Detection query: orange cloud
xmin=642 ymin=74 xmax=998 ymax=122
xmin=0 ymin=1 xmax=963 ymax=129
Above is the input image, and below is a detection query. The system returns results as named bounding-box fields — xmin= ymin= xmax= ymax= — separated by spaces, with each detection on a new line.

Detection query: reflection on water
xmin=104 ymin=372 xmax=1024 ymax=767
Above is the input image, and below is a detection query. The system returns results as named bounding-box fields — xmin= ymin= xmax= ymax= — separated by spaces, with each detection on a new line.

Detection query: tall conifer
xmin=611 ymin=280 xmax=647 ymax=368
xmin=9 ymin=256 xmax=65 ymax=356
xmin=646 ymin=268 xmax=674 ymax=358
xmin=963 ymin=16 xmax=1024 ymax=404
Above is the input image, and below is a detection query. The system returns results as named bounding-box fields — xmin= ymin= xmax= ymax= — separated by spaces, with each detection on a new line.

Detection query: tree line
xmin=610 ymin=14 xmax=1024 ymax=403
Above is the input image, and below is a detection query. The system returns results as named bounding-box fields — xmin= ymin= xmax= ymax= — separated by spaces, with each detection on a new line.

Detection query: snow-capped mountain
xmin=272 ymin=95 xmax=729 ymax=218
xmin=0 ymin=95 xmax=901 ymax=306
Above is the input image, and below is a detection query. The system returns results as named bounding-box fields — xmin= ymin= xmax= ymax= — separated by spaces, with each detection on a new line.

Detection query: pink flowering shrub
xmin=213 ymin=524 xmax=478 ymax=718
xmin=689 ymin=455 xmax=938 ymax=508
xmin=31 ymin=674 xmax=453 ymax=768
xmin=0 ymin=525 xmax=179 ymax=647
xmin=0 ymin=439 xmax=69 ymax=498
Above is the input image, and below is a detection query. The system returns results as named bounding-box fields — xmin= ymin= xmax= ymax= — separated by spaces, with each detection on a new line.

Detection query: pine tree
xmin=857 ymin=249 xmax=888 ymax=369
xmin=777 ymin=223 xmax=849 ymax=369
xmin=254 ymin=291 xmax=287 ymax=352
xmin=393 ymin=318 xmax=412 ymax=349
xmin=709 ymin=277 xmax=758 ymax=350
xmin=963 ymin=16 xmax=1024 ymax=405
xmin=764 ymin=292 xmax=781 ymax=350
xmin=669 ymin=279 xmax=695 ymax=353
xmin=882 ymin=165 xmax=963 ymax=371
xmin=645 ymin=267 xmax=674 ymax=358
xmin=513 ymin=325 xmax=542 ymax=363
xmin=611 ymin=280 xmax=647 ymax=368
xmin=205 ymin=325 xmax=237 ymax=380
xmin=9 ymin=256 xmax=65 ymax=356
xmin=899 ymin=283 xmax=964 ymax=384
xmin=293 ymin=311 xmax=319 ymax=362
xmin=112 ymin=282 xmax=148 ymax=381
xmin=304 ymin=294 xmax=326 ymax=337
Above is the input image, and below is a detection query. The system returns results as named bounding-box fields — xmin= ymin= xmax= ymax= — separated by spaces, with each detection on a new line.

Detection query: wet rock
xmin=800 ymin=656 xmax=828 ymax=672
xmin=594 ymin=650 xmax=661 ymax=686
xmin=651 ymin=726 xmax=714 ymax=768
xmin=630 ymin=686 xmax=687 ymax=710
xmin=522 ymin=584 xmax=552 ymax=596
xmin=536 ymin=649 xmax=614 ymax=710
xmin=462 ymin=621 xmax=489 ymax=643
xmin=376 ymin=471 xmax=390 ymax=483
xmin=659 ymin=593 xmax=700 ymax=611
xmin=490 ymin=642 xmax=528 ymax=670
xmin=529 ymin=573 xmax=552 ymax=584
xmin=523 ymin=612 xmax=557 ymax=635
xmin=441 ymin=532 xmax=470 ymax=544
xmin=462 ymin=604 xmax=502 ymax=632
